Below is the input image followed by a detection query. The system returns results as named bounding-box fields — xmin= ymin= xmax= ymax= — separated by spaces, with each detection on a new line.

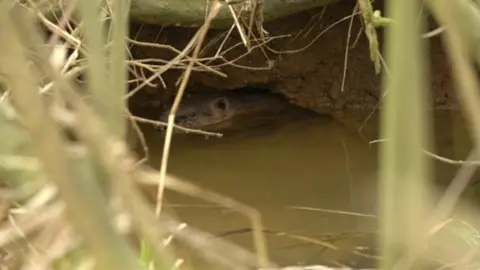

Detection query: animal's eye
xmin=187 ymin=111 xmax=196 ymax=118
xmin=213 ymin=97 xmax=229 ymax=111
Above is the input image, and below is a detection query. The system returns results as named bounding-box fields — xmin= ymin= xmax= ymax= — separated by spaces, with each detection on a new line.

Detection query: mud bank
xmin=127 ymin=0 xmax=455 ymax=121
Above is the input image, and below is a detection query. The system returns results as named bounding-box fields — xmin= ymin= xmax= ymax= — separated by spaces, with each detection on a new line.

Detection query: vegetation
xmin=1 ymin=0 xmax=480 ymax=269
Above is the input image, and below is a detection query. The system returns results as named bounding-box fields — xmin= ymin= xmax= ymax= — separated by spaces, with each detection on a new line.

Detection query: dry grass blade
xmin=18 ymin=5 xmax=272 ymax=268
xmin=77 ymin=0 xmax=120 ymax=135
xmin=49 ymin=82 xmax=176 ymax=268
xmin=224 ymin=0 xmax=250 ymax=47
xmin=58 ymin=97 xmax=176 ymax=269
xmin=155 ymin=2 xmax=270 ymax=268
xmin=426 ymin=0 xmax=480 ymax=222
xmin=155 ymin=0 xmax=222 ymax=218
xmin=428 ymin=1 xmax=480 ymax=148
xmin=145 ymin=172 xmax=272 ymax=267
xmin=124 ymin=30 xmax=201 ymax=100
xmin=127 ymin=38 xmax=227 ymax=78
xmin=386 ymin=0 xmax=480 ymax=268
xmin=19 ymin=211 xmax=74 ymax=270
xmin=107 ymin=0 xmax=130 ymax=138
xmin=157 ymin=214 xmax=263 ymax=270
xmin=0 ymin=4 xmax=141 ymax=270
xmin=357 ymin=0 xmax=381 ymax=74
xmin=0 ymin=203 xmax=63 ymax=248
xmin=52 ymin=100 xmax=274 ymax=269
xmin=380 ymin=0 xmax=432 ymax=269
xmin=127 ymin=112 xmax=223 ymax=137
xmin=52 ymin=98 xmax=275 ymax=268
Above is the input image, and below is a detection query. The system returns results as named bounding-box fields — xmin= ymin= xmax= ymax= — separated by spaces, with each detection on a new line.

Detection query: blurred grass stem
xmin=380 ymin=0 xmax=432 ymax=269
xmin=0 ymin=4 xmax=141 ymax=270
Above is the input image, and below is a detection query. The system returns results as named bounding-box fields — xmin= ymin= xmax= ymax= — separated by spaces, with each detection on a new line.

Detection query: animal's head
xmin=157 ymin=94 xmax=234 ymax=131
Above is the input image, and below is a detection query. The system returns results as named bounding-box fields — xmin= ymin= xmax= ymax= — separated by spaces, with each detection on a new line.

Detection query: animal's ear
xmin=213 ymin=97 xmax=229 ymax=112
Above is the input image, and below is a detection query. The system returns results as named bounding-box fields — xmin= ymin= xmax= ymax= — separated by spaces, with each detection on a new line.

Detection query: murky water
xmin=133 ymin=110 xmax=477 ymax=268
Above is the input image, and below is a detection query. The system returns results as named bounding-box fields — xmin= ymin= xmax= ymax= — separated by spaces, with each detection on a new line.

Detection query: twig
xmin=340 ymin=4 xmax=358 ymax=93
xmin=224 ymin=0 xmax=250 ymax=47
xmin=370 ymin=138 xmax=480 ymax=165
xmin=127 ymin=38 xmax=227 ymax=78
xmin=124 ymin=31 xmax=202 ymax=100
xmin=267 ymin=11 xmax=362 ymax=55
xmin=129 ymin=114 xmax=223 ymax=137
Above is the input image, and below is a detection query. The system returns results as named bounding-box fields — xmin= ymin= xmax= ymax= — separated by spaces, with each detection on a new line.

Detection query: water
xmin=132 ymin=110 xmax=476 ymax=268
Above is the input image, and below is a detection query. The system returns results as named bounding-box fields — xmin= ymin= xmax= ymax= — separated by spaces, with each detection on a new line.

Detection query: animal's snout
xmin=155 ymin=125 xmax=166 ymax=132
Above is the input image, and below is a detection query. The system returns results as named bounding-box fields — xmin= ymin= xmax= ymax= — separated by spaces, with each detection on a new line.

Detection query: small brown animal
xmin=157 ymin=89 xmax=302 ymax=132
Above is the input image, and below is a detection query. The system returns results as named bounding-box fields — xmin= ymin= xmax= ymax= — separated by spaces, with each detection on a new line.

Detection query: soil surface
xmin=127 ymin=0 xmax=456 ymax=122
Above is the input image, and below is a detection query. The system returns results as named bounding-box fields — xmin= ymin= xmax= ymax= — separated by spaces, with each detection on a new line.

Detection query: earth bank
xmin=127 ymin=0 xmax=456 ymax=124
